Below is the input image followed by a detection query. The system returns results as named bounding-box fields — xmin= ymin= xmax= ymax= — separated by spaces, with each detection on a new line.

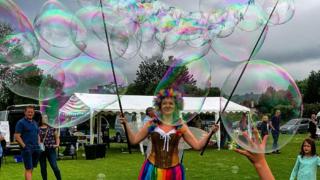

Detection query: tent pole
xmin=97 ymin=114 xmax=101 ymax=144
xmin=215 ymin=112 xmax=220 ymax=150
xmin=90 ymin=109 xmax=94 ymax=145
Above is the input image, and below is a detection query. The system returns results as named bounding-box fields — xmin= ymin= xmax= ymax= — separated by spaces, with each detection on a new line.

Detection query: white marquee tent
xmin=59 ymin=93 xmax=250 ymax=147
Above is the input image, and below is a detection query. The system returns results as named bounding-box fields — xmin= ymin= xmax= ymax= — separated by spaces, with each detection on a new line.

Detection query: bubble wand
xmin=201 ymin=0 xmax=280 ymax=155
xmin=99 ymin=0 xmax=132 ymax=154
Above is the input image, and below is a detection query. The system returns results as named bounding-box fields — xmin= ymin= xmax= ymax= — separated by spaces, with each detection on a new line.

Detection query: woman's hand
xmin=234 ymin=129 xmax=275 ymax=180
xmin=234 ymin=129 xmax=266 ymax=164
xmin=53 ymin=144 xmax=59 ymax=148
xmin=119 ymin=116 xmax=128 ymax=125
xmin=211 ymin=124 xmax=219 ymax=134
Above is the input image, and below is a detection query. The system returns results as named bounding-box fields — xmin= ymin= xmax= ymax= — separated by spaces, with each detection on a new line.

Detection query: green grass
xmin=1 ymin=134 xmax=320 ymax=180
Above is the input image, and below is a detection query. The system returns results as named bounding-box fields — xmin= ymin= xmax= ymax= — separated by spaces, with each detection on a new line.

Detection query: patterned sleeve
xmin=146 ymin=120 xmax=157 ymax=133
xmin=289 ymin=155 xmax=300 ymax=180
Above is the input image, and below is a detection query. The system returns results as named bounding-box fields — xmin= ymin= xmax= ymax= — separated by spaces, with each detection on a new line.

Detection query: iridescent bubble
xmin=39 ymin=56 xmax=128 ymax=128
xmin=77 ymin=0 xmax=100 ymax=8
xmin=76 ymin=6 xmax=129 ymax=60
xmin=207 ymin=10 xmax=239 ymax=39
xmin=154 ymin=57 xmax=211 ymax=125
xmin=236 ymin=4 xmax=266 ymax=32
xmin=231 ymin=165 xmax=239 ymax=174
xmin=261 ymin=0 xmax=295 ymax=25
xmin=159 ymin=0 xmax=201 ymax=12
xmin=163 ymin=39 xmax=211 ymax=65
xmin=179 ymin=127 xmax=208 ymax=149
xmin=139 ymin=37 xmax=164 ymax=62
xmin=120 ymin=30 xmax=142 ymax=60
xmin=176 ymin=12 xmax=207 ymax=41
xmin=138 ymin=18 xmax=159 ymax=42
xmin=96 ymin=173 xmax=106 ymax=180
xmin=156 ymin=7 xmax=181 ymax=33
xmin=221 ymin=60 xmax=302 ymax=153
xmin=211 ymin=23 xmax=268 ymax=62
xmin=4 ymin=59 xmax=57 ymax=100
xmin=199 ymin=0 xmax=250 ymax=14
xmin=33 ymin=0 xmax=86 ymax=60
xmin=0 ymin=0 xmax=39 ymax=65
xmin=155 ymin=27 xmax=181 ymax=49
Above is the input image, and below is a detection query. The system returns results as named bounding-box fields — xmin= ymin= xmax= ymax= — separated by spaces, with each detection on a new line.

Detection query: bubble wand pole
xmin=99 ymin=0 xmax=132 ymax=154
xmin=201 ymin=0 xmax=279 ymax=155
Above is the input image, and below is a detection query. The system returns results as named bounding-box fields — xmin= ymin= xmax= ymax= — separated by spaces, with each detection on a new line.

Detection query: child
xmin=290 ymin=138 xmax=320 ymax=180
xmin=260 ymin=115 xmax=269 ymax=139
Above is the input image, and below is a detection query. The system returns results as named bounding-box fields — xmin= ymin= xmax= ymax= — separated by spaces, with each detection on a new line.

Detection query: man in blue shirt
xmin=269 ymin=110 xmax=281 ymax=154
xmin=15 ymin=106 xmax=41 ymax=180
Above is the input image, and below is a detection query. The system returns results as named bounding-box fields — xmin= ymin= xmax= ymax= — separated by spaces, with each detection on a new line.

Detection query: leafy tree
xmin=207 ymin=87 xmax=221 ymax=97
xmin=296 ymin=78 xmax=307 ymax=97
xmin=0 ymin=23 xmax=63 ymax=110
xmin=128 ymin=56 xmax=197 ymax=95
xmin=0 ymin=22 xmax=13 ymax=40
xmin=303 ymin=70 xmax=320 ymax=104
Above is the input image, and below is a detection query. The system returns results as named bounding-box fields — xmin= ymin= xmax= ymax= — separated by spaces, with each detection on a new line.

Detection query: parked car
xmin=0 ymin=104 xmax=46 ymax=153
xmin=280 ymin=118 xmax=310 ymax=134
xmin=231 ymin=120 xmax=262 ymax=130
xmin=114 ymin=113 xmax=136 ymax=143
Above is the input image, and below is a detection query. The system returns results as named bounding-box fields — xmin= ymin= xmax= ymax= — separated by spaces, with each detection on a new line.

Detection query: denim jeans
xmin=39 ymin=148 xmax=61 ymax=180
xmin=271 ymin=130 xmax=279 ymax=150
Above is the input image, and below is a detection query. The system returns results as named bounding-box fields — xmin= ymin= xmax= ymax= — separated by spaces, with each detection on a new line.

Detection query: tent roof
xmin=60 ymin=93 xmax=250 ymax=114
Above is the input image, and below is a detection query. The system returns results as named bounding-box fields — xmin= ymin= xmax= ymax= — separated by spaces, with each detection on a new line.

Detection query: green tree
xmin=1 ymin=23 xmax=63 ymax=109
xmin=296 ymin=78 xmax=308 ymax=97
xmin=304 ymin=70 xmax=320 ymax=104
xmin=128 ymin=56 xmax=198 ymax=95
xmin=207 ymin=87 xmax=221 ymax=97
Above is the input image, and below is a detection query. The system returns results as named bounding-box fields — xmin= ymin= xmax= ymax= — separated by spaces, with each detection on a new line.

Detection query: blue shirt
xmin=0 ymin=131 xmax=2 ymax=157
xmin=290 ymin=155 xmax=320 ymax=180
xmin=15 ymin=118 xmax=39 ymax=146
xmin=271 ymin=115 xmax=280 ymax=131
xmin=0 ymin=142 xmax=2 ymax=157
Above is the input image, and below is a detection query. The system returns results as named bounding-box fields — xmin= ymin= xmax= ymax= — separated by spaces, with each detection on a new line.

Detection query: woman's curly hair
xmin=153 ymin=88 xmax=184 ymax=112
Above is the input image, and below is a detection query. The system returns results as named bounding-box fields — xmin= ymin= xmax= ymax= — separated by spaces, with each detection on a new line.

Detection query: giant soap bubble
xmin=0 ymin=0 xmax=39 ymax=65
xmin=33 ymin=0 xmax=86 ymax=60
xmin=39 ymin=56 xmax=128 ymax=128
xmin=220 ymin=60 xmax=302 ymax=153
xmin=154 ymin=57 xmax=212 ymax=126
xmin=76 ymin=6 xmax=130 ymax=60
xmin=4 ymin=59 xmax=57 ymax=100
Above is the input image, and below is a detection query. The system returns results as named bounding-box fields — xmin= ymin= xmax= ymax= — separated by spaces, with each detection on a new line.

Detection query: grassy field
xmin=1 ymin=134 xmax=320 ymax=180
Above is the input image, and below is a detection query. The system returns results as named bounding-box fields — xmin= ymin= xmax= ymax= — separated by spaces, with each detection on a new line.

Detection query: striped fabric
xmin=139 ymin=160 xmax=185 ymax=180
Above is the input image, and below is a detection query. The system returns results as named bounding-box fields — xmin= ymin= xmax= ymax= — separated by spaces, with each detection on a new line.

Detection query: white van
xmin=0 ymin=104 xmax=44 ymax=152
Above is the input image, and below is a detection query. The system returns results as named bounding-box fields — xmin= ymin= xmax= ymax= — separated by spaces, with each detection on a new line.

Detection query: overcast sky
xmin=13 ymin=0 xmax=320 ymax=87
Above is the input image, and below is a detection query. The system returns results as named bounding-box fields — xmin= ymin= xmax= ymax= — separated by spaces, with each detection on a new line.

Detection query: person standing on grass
xmin=260 ymin=115 xmax=269 ymax=139
xmin=39 ymin=115 xmax=62 ymax=180
xmin=269 ymin=110 xmax=281 ymax=154
xmin=290 ymin=138 xmax=320 ymax=180
xmin=15 ymin=105 xmax=41 ymax=180
xmin=309 ymin=113 xmax=317 ymax=140
xmin=120 ymin=88 xmax=219 ymax=180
